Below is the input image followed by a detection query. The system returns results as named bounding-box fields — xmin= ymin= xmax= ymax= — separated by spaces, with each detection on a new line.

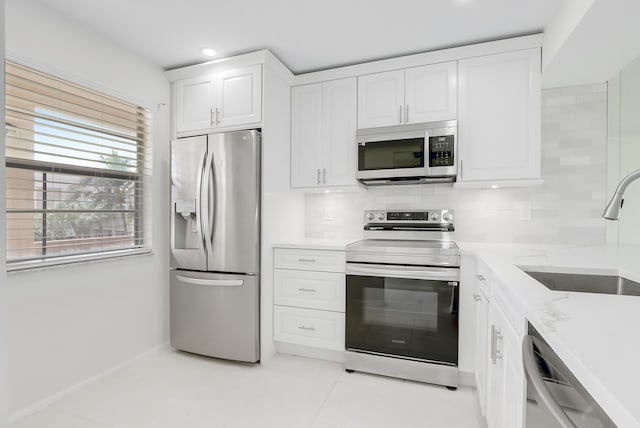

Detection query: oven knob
xmin=443 ymin=212 xmax=453 ymax=222
xmin=367 ymin=213 xmax=375 ymax=221
xmin=430 ymin=212 xmax=441 ymax=222
xmin=377 ymin=213 xmax=386 ymax=221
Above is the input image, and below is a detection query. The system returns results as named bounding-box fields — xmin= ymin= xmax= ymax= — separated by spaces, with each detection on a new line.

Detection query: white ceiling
xmin=34 ymin=0 xmax=563 ymax=74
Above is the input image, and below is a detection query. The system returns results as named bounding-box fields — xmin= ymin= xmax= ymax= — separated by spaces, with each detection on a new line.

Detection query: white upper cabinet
xmin=458 ymin=49 xmax=541 ymax=182
xmin=291 ymin=83 xmax=323 ymax=187
xmin=174 ymin=64 xmax=262 ymax=135
xmin=322 ymin=78 xmax=357 ymax=186
xmin=175 ymin=74 xmax=217 ymax=133
xmin=357 ymin=62 xmax=457 ymax=129
xmin=216 ymin=65 xmax=262 ymax=128
xmin=291 ymin=77 xmax=357 ymax=188
xmin=405 ymin=62 xmax=457 ymax=124
xmin=357 ymin=70 xmax=404 ymax=128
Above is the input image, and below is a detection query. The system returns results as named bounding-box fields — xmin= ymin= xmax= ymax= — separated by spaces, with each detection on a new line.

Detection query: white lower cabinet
xmin=274 ymin=269 xmax=345 ymax=312
xmin=473 ymin=280 xmax=490 ymax=416
xmin=273 ymin=306 xmax=345 ymax=351
xmin=273 ymin=247 xmax=346 ymax=353
xmin=485 ymin=291 xmax=526 ymax=428
xmin=473 ymin=259 xmax=526 ymax=428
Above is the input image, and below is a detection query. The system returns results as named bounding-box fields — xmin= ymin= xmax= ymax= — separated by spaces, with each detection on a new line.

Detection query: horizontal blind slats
xmin=7 ymin=111 xmax=147 ymax=152
xmin=6 ymin=93 xmax=150 ymax=137
xmin=5 ymin=60 xmax=152 ymax=264
xmin=5 ymin=71 xmax=147 ymax=121
xmin=6 ymin=62 xmax=138 ymax=110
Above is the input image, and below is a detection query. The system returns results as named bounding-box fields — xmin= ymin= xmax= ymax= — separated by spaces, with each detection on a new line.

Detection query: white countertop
xmin=459 ymin=243 xmax=640 ymax=428
xmin=272 ymin=239 xmax=352 ymax=251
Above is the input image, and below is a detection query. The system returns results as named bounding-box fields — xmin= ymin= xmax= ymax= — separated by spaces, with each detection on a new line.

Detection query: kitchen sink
xmin=522 ymin=270 xmax=640 ymax=296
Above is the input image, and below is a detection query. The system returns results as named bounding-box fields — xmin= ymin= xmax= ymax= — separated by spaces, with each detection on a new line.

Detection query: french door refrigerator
xmin=170 ymin=130 xmax=260 ymax=363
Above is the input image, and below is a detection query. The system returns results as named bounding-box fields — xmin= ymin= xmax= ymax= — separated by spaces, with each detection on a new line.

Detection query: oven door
xmin=345 ymin=263 xmax=459 ymax=365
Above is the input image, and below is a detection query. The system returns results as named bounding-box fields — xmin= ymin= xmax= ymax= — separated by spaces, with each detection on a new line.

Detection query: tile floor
xmin=11 ymin=349 xmax=484 ymax=428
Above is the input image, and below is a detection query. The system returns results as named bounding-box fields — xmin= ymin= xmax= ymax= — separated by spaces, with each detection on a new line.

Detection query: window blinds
xmin=5 ymin=60 xmax=153 ymax=265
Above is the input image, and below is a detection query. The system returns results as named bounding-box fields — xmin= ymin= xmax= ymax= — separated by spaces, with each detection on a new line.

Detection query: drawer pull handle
xmin=476 ymin=274 xmax=486 ymax=281
xmin=473 ymin=294 xmax=482 ymax=302
xmin=298 ymin=258 xmax=316 ymax=263
xmin=298 ymin=288 xmax=317 ymax=293
xmin=298 ymin=325 xmax=316 ymax=331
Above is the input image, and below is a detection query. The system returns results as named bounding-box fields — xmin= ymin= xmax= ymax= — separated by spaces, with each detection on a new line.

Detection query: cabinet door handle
xmin=297 ymin=258 xmax=317 ymax=263
xmin=495 ymin=329 xmax=503 ymax=361
xmin=473 ymin=294 xmax=482 ymax=302
xmin=317 ymin=168 xmax=321 ymax=185
xmin=399 ymin=105 xmax=403 ymax=124
xmin=298 ymin=288 xmax=317 ymax=293
xmin=323 ymin=168 xmax=326 ymax=184
xmin=210 ymin=108 xmax=215 ymax=126
xmin=298 ymin=325 xmax=316 ymax=332
xmin=215 ymin=108 xmax=220 ymax=125
xmin=490 ymin=325 xmax=497 ymax=365
xmin=405 ymin=104 xmax=409 ymax=123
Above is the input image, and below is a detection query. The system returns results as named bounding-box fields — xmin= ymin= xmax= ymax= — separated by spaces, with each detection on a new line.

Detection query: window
xmin=5 ymin=61 xmax=152 ymax=268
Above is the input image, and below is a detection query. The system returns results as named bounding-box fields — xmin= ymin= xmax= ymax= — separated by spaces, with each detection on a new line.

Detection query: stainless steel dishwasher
xmin=522 ymin=325 xmax=616 ymax=428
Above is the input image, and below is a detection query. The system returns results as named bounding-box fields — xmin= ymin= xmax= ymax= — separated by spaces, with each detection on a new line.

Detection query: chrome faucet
xmin=603 ymin=168 xmax=640 ymax=220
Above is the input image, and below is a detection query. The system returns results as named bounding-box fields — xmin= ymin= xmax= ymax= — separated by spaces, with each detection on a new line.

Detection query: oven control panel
xmin=364 ymin=210 xmax=454 ymax=229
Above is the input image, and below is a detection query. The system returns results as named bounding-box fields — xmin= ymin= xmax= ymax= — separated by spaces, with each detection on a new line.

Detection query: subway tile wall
xmin=305 ymin=83 xmax=608 ymax=245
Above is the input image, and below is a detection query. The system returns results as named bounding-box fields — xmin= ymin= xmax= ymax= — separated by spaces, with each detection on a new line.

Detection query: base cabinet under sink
xmin=473 ymin=259 xmax=526 ymax=428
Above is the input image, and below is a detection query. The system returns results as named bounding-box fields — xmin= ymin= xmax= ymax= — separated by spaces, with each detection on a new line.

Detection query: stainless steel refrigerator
xmin=170 ymin=129 xmax=260 ymax=363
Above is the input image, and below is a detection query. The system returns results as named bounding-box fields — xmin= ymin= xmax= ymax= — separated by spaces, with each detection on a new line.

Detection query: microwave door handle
xmin=522 ymin=335 xmax=578 ymax=428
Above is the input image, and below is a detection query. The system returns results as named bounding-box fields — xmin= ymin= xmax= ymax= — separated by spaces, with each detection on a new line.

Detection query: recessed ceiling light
xmin=202 ymin=48 xmax=217 ymax=57
xmin=491 ymin=185 xmax=499 ymax=189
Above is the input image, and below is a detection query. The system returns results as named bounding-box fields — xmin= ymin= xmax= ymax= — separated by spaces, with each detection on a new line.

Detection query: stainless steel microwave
xmin=356 ymin=120 xmax=457 ymax=186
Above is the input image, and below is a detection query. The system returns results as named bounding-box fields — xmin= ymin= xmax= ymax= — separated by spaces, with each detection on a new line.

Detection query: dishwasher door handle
xmin=522 ymin=335 xmax=578 ymax=428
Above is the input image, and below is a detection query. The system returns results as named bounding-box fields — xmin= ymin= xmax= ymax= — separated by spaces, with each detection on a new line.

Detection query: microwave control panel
xmin=429 ymin=135 xmax=455 ymax=167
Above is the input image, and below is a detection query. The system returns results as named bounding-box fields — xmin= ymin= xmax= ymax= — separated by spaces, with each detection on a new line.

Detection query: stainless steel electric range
xmin=345 ymin=210 xmax=460 ymax=389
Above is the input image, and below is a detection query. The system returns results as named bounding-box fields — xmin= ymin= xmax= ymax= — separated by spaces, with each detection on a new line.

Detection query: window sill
xmin=6 ymin=247 xmax=153 ymax=273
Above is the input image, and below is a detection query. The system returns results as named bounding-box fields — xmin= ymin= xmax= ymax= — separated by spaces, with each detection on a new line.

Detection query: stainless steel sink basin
xmin=522 ymin=270 xmax=640 ymax=296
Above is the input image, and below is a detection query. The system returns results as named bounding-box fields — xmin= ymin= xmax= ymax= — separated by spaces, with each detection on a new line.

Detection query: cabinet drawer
xmin=274 ymin=248 xmax=345 ymax=273
xmin=274 ymin=269 xmax=345 ymax=312
xmin=274 ymin=306 xmax=345 ymax=351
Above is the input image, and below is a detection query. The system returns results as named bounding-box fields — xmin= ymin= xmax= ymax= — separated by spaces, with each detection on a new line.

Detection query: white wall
xmin=609 ymin=57 xmax=640 ymax=245
xmin=5 ymin=1 xmax=170 ymax=417
xmin=0 ymin=1 xmax=8 ymax=426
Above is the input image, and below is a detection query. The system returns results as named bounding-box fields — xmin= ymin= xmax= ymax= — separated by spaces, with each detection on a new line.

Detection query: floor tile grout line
xmin=308 ymin=368 xmax=344 ymax=428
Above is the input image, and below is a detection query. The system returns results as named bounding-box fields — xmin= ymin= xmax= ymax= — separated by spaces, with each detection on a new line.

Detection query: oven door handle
xmin=346 ymin=263 xmax=459 ymax=282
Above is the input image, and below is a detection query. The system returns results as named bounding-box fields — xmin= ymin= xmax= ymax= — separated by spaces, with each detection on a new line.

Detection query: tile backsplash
xmin=305 ymin=83 xmax=608 ymax=245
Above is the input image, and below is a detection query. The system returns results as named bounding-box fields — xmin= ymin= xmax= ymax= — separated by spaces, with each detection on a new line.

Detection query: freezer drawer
xmin=170 ymin=270 xmax=259 ymax=363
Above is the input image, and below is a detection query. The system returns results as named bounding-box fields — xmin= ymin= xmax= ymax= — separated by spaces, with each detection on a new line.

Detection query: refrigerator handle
xmin=195 ymin=148 xmax=208 ymax=250
xmin=176 ymin=275 xmax=243 ymax=287
xmin=201 ymin=149 xmax=215 ymax=257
